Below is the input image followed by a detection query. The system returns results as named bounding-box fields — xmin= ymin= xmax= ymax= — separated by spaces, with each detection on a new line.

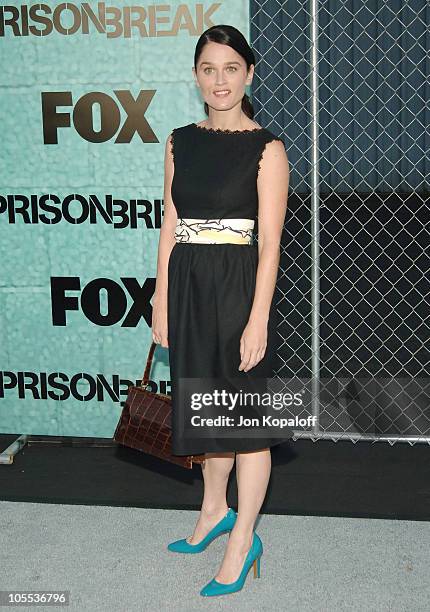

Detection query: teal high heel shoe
xmin=167 ymin=507 xmax=237 ymax=554
xmin=200 ymin=531 xmax=263 ymax=597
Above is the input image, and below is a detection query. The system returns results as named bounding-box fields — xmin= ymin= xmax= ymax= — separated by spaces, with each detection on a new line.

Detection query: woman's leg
xmin=186 ymin=452 xmax=235 ymax=544
xmin=213 ymin=448 xmax=271 ymax=582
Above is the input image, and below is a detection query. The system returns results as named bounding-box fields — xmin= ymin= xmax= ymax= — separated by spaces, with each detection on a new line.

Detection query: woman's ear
xmin=246 ymin=64 xmax=255 ymax=85
xmin=192 ymin=66 xmax=199 ymax=87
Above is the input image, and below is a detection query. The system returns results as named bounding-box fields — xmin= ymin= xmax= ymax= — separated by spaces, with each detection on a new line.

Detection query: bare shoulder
xmin=164 ymin=132 xmax=175 ymax=167
xmin=265 ymin=137 xmax=286 ymax=151
xmin=165 ymin=131 xmax=174 ymax=153
xmin=259 ymin=137 xmax=289 ymax=165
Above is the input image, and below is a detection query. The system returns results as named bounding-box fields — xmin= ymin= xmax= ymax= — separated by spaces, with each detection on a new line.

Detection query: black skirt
xmin=167 ymin=242 xmax=294 ymax=455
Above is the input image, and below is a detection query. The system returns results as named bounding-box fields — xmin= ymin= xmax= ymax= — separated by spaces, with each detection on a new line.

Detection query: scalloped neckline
xmin=192 ymin=122 xmax=264 ymax=134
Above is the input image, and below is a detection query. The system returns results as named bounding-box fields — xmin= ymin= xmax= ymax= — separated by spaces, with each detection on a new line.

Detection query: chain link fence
xmin=250 ymin=0 xmax=430 ymax=444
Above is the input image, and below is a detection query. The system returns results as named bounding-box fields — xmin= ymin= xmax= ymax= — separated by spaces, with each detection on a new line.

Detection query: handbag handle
xmin=140 ymin=341 xmax=158 ymax=388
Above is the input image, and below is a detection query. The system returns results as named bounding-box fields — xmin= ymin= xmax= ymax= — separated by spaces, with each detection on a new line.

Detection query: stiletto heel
xmin=200 ymin=532 xmax=263 ymax=596
xmin=253 ymin=555 xmax=261 ymax=578
xmin=167 ymin=507 xmax=237 ymax=554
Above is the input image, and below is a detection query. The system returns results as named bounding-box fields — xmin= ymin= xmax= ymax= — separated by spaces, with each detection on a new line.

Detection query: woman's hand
xmin=238 ymin=318 xmax=268 ymax=372
xmin=152 ymin=294 xmax=168 ymax=348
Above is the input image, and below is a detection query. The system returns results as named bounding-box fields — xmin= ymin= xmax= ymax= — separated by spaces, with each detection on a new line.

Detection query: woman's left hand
xmin=239 ymin=319 xmax=268 ymax=372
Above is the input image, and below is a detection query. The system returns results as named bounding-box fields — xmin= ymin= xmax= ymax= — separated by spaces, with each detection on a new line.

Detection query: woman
xmin=152 ymin=24 xmax=292 ymax=597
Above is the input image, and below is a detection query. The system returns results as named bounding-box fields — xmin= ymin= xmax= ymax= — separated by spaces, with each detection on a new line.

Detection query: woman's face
xmin=193 ymin=41 xmax=253 ymax=111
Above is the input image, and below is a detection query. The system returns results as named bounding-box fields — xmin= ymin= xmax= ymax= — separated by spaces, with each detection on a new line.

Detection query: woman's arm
xmin=239 ymin=139 xmax=289 ymax=371
xmin=152 ymin=132 xmax=178 ymax=348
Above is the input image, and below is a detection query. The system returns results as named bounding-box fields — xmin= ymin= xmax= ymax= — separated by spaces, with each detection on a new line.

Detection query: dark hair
xmin=194 ymin=25 xmax=256 ymax=119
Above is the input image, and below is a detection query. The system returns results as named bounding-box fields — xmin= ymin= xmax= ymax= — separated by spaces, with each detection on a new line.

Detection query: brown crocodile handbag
xmin=113 ymin=341 xmax=205 ymax=469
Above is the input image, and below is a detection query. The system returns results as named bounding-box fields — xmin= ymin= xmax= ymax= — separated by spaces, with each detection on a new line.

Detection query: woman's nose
xmin=215 ymin=72 xmax=228 ymax=84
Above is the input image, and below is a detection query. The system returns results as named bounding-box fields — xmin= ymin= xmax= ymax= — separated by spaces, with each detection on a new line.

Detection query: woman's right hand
xmin=152 ymin=295 xmax=168 ymax=348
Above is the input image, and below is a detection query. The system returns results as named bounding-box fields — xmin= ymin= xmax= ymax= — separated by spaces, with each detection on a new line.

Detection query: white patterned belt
xmin=175 ymin=218 xmax=255 ymax=244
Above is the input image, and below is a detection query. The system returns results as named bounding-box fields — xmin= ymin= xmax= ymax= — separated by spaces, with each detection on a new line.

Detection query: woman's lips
xmin=213 ymin=90 xmax=231 ymax=97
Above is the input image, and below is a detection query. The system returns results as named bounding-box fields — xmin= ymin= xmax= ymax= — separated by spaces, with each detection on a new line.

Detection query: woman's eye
xmin=203 ymin=66 xmax=237 ymax=73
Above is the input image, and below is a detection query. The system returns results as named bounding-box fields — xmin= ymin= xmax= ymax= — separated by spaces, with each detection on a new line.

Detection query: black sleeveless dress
xmin=167 ymin=122 xmax=294 ymax=455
